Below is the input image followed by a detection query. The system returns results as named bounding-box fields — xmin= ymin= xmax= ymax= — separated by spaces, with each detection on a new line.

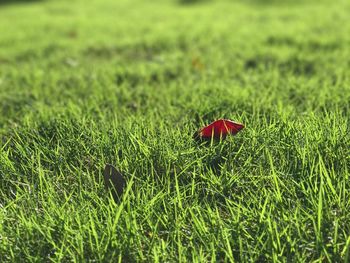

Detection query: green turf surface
xmin=1 ymin=0 xmax=350 ymax=261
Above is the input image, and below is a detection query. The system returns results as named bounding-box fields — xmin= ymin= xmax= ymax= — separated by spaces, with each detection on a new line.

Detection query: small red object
xmin=197 ymin=119 xmax=244 ymax=140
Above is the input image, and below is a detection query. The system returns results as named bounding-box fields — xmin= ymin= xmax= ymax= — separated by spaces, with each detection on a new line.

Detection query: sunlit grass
xmin=0 ymin=0 xmax=350 ymax=261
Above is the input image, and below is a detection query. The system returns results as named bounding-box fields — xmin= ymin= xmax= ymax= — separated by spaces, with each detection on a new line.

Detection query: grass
xmin=0 ymin=0 xmax=350 ymax=261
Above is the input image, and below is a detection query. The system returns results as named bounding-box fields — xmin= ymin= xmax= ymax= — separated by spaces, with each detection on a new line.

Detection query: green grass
xmin=1 ymin=0 xmax=350 ymax=261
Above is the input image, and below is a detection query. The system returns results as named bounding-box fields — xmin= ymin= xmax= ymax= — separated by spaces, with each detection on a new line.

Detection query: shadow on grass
xmin=0 ymin=0 xmax=44 ymax=6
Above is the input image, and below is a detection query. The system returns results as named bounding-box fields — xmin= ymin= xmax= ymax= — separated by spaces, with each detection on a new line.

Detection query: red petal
xmin=199 ymin=119 xmax=244 ymax=139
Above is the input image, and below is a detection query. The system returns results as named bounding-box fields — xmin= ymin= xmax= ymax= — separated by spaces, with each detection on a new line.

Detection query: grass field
xmin=1 ymin=0 xmax=350 ymax=261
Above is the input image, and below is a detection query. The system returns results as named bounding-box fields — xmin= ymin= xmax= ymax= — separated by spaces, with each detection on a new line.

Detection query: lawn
xmin=0 ymin=0 xmax=350 ymax=261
